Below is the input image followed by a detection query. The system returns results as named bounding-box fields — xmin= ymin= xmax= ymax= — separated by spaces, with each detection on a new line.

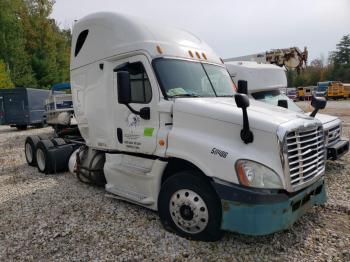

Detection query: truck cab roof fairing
xmin=71 ymin=12 xmax=222 ymax=70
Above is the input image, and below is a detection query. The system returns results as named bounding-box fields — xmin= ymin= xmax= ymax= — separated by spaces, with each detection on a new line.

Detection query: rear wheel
xmin=158 ymin=171 xmax=223 ymax=241
xmin=36 ymin=140 xmax=54 ymax=174
xmin=24 ymin=136 xmax=41 ymax=166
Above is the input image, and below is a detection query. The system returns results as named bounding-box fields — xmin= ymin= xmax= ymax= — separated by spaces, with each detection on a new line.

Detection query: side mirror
xmin=234 ymin=93 xmax=253 ymax=144
xmin=237 ymin=80 xmax=248 ymax=95
xmin=117 ymin=71 xmax=131 ymax=104
xmin=116 ymin=71 xmax=151 ymax=120
xmin=235 ymin=92 xmax=250 ymax=108
xmin=277 ymin=99 xmax=288 ymax=109
xmin=139 ymin=107 xmax=150 ymax=120
xmin=310 ymin=96 xmax=327 ymax=117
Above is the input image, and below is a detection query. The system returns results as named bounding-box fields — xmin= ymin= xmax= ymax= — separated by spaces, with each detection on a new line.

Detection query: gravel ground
xmin=0 ymin=101 xmax=349 ymax=261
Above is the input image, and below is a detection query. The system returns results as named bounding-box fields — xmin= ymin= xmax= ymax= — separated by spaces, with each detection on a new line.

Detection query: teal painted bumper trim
xmin=220 ymin=179 xmax=327 ymax=235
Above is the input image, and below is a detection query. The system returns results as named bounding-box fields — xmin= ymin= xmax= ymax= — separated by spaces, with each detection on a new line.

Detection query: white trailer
xmin=25 ymin=13 xmax=328 ymax=241
xmin=226 ymin=61 xmax=349 ymax=160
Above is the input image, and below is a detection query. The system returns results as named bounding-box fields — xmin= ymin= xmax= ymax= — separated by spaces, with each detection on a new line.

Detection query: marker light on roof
xmin=188 ymin=50 xmax=194 ymax=58
xmin=195 ymin=52 xmax=201 ymax=59
xmin=156 ymin=45 xmax=163 ymax=54
xmin=202 ymin=53 xmax=207 ymax=60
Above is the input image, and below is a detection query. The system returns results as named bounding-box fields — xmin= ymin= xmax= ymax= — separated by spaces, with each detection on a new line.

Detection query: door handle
xmin=117 ymin=128 xmax=123 ymax=144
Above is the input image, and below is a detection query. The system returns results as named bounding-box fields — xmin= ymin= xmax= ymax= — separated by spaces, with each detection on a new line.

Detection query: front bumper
xmin=327 ymin=138 xmax=349 ymax=160
xmin=212 ymin=178 xmax=326 ymax=236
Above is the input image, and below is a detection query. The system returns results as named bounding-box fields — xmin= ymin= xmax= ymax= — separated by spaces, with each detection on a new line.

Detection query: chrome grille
xmin=327 ymin=125 xmax=341 ymax=146
xmin=286 ymin=125 xmax=325 ymax=188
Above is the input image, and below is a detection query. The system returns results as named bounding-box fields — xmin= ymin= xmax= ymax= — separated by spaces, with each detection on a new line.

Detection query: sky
xmin=51 ymin=0 xmax=350 ymax=62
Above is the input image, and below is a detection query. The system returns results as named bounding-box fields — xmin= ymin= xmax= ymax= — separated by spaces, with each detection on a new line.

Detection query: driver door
xmin=113 ymin=55 xmax=160 ymax=155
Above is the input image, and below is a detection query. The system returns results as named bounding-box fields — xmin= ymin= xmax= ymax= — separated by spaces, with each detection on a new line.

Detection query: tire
xmin=158 ymin=171 xmax=223 ymax=242
xmin=16 ymin=125 xmax=27 ymax=130
xmin=36 ymin=140 xmax=54 ymax=174
xmin=24 ymin=136 xmax=41 ymax=166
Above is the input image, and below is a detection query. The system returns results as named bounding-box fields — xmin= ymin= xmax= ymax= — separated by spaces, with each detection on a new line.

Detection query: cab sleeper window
xmin=119 ymin=62 xmax=152 ymax=103
xmin=75 ymin=30 xmax=89 ymax=57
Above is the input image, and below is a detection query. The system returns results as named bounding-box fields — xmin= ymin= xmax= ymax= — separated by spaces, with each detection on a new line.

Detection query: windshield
xmin=153 ymin=59 xmax=235 ymax=98
xmin=251 ymin=89 xmax=303 ymax=112
xmin=317 ymin=86 xmax=327 ymax=92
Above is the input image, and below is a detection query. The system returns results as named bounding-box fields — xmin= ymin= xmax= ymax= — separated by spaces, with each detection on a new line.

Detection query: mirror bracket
xmin=125 ymin=104 xmax=150 ymax=120
xmin=235 ymin=93 xmax=254 ymax=144
xmin=240 ymin=107 xmax=254 ymax=144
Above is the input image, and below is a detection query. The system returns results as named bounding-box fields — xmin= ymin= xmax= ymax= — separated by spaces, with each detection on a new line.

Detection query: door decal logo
xmin=127 ymin=114 xmax=141 ymax=134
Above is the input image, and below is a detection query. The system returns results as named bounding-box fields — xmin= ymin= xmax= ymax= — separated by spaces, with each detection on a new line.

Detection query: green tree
xmin=329 ymin=34 xmax=350 ymax=82
xmin=21 ymin=0 xmax=70 ymax=88
xmin=0 ymin=0 xmax=36 ymax=87
xmin=331 ymin=35 xmax=350 ymax=65
xmin=0 ymin=60 xmax=14 ymax=88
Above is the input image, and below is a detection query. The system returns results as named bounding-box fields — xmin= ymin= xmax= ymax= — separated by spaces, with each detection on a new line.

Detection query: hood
xmin=174 ymin=97 xmax=315 ymax=133
xmin=313 ymin=113 xmax=340 ymax=125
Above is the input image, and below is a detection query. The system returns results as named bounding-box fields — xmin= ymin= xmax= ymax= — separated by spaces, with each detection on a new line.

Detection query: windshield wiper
xmin=217 ymin=95 xmax=234 ymax=97
xmin=170 ymin=93 xmax=199 ymax=98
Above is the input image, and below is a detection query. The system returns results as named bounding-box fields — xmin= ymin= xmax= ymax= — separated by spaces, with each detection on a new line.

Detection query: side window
xmin=120 ymin=62 xmax=152 ymax=103
xmin=75 ymin=30 xmax=89 ymax=57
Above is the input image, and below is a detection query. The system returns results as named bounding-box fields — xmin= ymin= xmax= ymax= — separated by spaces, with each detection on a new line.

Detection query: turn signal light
xmin=236 ymin=161 xmax=250 ymax=186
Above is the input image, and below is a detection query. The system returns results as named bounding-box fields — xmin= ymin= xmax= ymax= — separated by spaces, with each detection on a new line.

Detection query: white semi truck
xmin=225 ymin=61 xmax=349 ymax=160
xmin=24 ymin=12 xmax=327 ymax=241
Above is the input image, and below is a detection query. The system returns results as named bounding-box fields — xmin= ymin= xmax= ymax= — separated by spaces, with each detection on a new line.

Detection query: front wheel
xmin=158 ymin=171 xmax=223 ymax=241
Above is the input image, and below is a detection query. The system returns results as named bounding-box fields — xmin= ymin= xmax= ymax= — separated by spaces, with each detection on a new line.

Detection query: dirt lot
xmin=0 ymin=101 xmax=349 ymax=261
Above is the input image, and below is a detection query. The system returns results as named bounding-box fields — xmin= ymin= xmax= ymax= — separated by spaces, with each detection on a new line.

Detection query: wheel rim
xmin=169 ymin=189 xmax=209 ymax=234
xmin=36 ymin=149 xmax=46 ymax=171
xmin=25 ymin=143 xmax=33 ymax=163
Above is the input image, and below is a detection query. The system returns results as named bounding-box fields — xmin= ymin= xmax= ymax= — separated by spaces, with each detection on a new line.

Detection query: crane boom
xmin=224 ymin=47 xmax=308 ymax=73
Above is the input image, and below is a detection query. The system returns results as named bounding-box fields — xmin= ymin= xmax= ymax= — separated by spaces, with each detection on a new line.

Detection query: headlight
xmin=235 ymin=159 xmax=283 ymax=189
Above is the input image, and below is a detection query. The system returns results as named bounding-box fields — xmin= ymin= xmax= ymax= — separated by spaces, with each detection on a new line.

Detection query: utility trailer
xmin=25 ymin=12 xmax=328 ymax=241
xmin=44 ymin=82 xmax=79 ymax=136
xmin=0 ymin=88 xmax=49 ymax=130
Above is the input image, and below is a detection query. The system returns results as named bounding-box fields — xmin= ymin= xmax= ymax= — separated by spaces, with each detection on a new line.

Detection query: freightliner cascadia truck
xmin=24 ymin=12 xmax=328 ymax=241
